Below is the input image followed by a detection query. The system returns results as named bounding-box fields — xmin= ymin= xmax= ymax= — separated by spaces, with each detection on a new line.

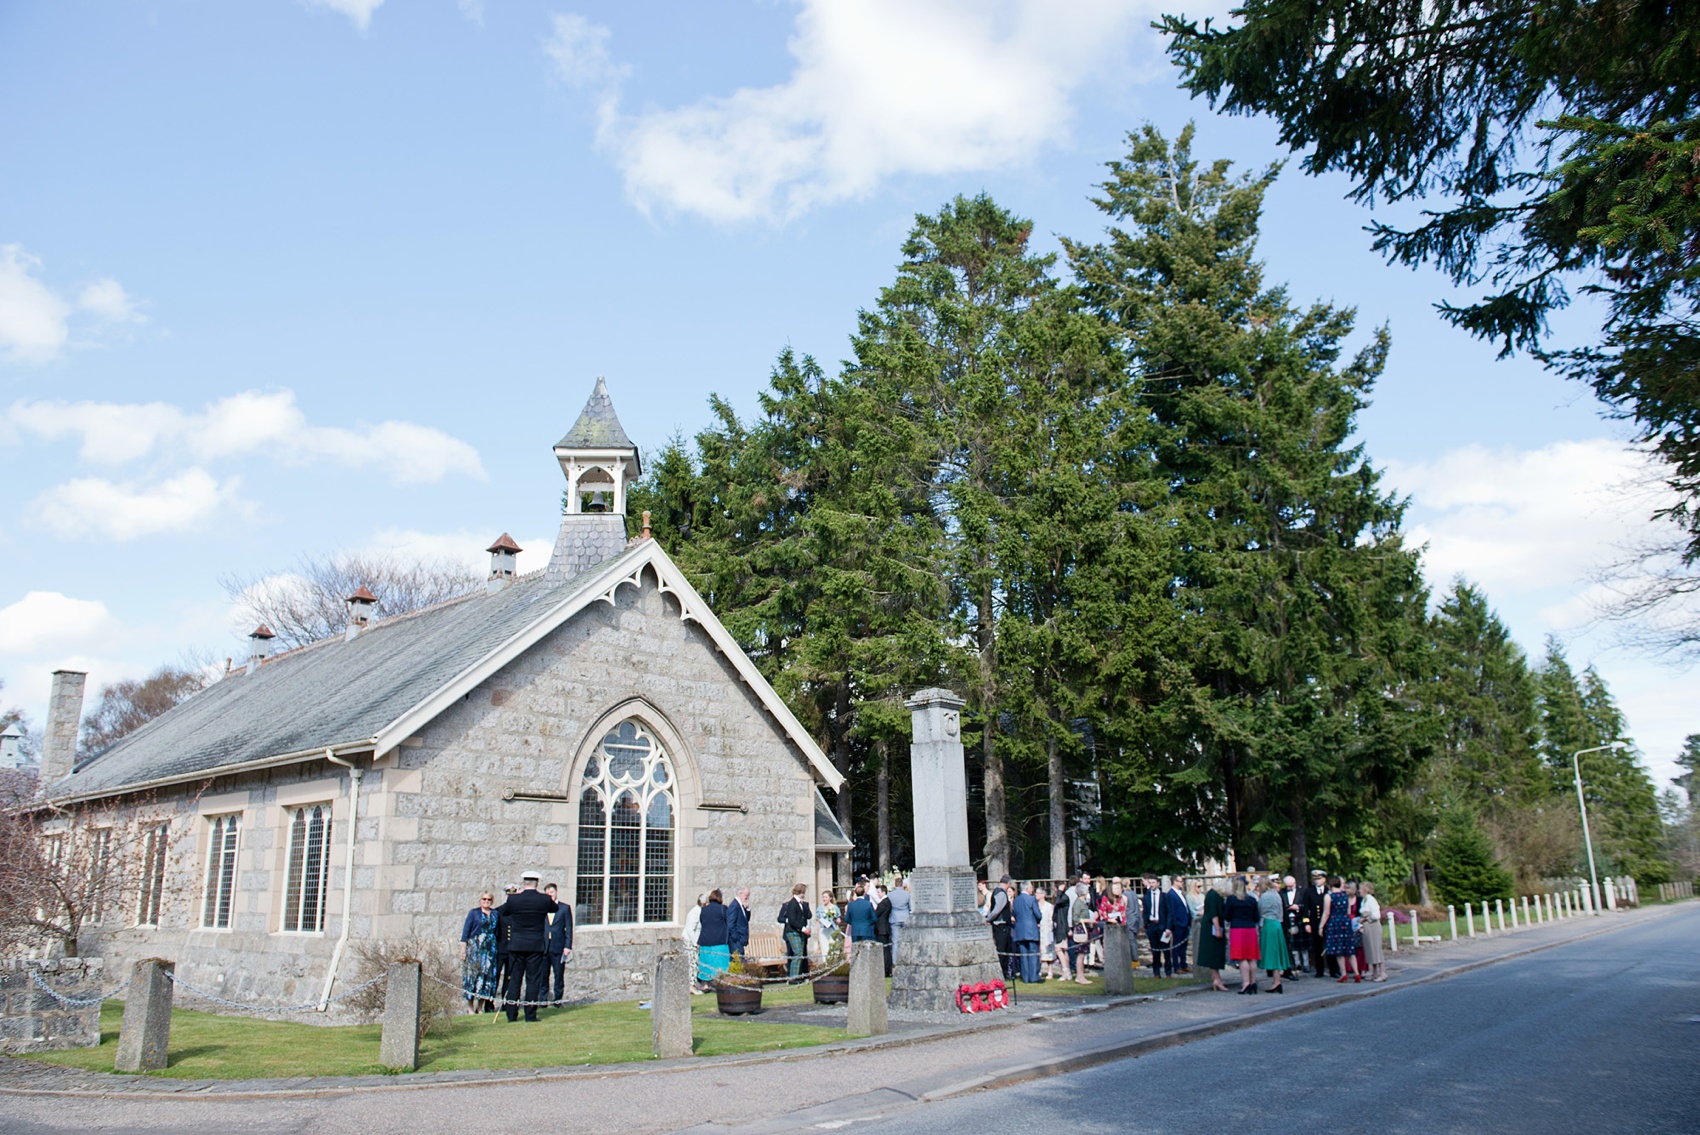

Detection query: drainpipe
xmin=318 ymin=748 xmax=364 ymax=1011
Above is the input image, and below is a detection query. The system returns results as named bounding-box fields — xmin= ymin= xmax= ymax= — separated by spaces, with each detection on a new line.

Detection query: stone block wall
xmin=0 ymin=958 xmax=104 ymax=1053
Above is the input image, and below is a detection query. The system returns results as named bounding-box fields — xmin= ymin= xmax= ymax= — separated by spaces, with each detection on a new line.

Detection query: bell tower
xmin=546 ymin=377 xmax=641 ymax=580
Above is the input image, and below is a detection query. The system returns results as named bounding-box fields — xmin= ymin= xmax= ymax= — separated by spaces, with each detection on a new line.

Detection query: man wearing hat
xmin=1300 ymin=869 xmax=1331 ymax=979
xmin=494 ymin=870 xmax=558 ymax=1022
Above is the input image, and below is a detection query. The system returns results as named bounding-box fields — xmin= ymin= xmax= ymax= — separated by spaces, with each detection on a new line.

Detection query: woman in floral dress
xmin=459 ymin=890 xmax=500 ymax=1012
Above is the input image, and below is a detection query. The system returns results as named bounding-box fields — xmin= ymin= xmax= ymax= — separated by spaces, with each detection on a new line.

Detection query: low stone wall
xmin=0 ymin=958 xmax=105 ymax=1054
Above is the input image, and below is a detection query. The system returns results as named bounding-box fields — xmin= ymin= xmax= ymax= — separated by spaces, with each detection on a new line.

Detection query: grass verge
xmin=25 ymin=995 xmax=847 ymax=1080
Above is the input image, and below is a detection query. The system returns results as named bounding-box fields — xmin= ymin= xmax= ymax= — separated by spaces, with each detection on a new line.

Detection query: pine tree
xmin=1534 ymin=641 xmax=1671 ymax=883
xmin=1067 ymin=124 xmax=1435 ymax=876
xmin=1430 ymin=811 xmax=1515 ymax=906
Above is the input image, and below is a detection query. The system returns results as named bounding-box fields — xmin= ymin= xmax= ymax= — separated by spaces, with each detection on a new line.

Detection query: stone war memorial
xmin=889 ymin=688 xmax=1001 ymax=1011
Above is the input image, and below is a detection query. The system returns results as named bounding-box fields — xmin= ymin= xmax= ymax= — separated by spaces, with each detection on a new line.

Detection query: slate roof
xmin=555 ymin=376 xmax=637 ymax=452
xmin=47 ymin=543 xmax=653 ymax=803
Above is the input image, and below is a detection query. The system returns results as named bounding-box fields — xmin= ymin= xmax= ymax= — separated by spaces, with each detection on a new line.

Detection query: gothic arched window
xmin=575 ymin=719 xmax=675 ymax=925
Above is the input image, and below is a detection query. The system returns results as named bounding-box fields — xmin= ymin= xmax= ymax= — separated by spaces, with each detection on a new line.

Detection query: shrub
xmin=343 ymin=937 xmax=464 ymax=1041
xmin=1432 ymin=813 xmax=1515 ymax=906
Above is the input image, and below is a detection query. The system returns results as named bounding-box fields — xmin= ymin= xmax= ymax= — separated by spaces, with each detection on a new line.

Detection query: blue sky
xmin=0 ymin=1 xmax=1690 ymax=785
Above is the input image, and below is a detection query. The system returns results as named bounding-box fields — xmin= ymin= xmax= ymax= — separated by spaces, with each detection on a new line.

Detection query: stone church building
xmin=38 ymin=379 xmax=851 ymax=1009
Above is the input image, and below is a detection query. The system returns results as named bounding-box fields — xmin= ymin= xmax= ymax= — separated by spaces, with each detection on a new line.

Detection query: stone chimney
xmin=246 ymin=625 xmax=276 ymax=675
xmin=345 ymin=587 xmax=377 ymax=641
xmin=546 ymin=377 xmax=641 ymax=581
xmin=486 ymin=533 xmax=522 ymax=594
xmin=40 ymin=669 xmax=87 ymax=787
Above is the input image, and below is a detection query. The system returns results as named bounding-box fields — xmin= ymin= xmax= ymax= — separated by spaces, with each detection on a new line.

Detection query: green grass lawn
xmin=25 ymin=993 xmax=848 ymax=1080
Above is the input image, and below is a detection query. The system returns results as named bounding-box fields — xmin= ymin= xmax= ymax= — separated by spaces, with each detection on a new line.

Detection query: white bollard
xmin=1521 ymin=895 xmax=1531 ymax=926
xmin=1449 ymin=906 xmax=1458 ymax=940
xmin=1387 ymin=910 xmax=1397 ymax=952
xmin=1496 ymin=899 xmax=1506 ymax=931
xmin=1465 ymin=905 xmax=1475 ymax=937
xmin=1410 ymin=909 xmax=1420 ymax=948
xmin=1605 ymin=878 xmax=1618 ymax=910
xmin=1481 ymin=901 xmax=1492 ymax=934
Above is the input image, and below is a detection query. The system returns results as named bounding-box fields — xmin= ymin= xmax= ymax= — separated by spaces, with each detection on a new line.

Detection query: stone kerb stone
xmin=0 ymin=958 xmax=103 ymax=1055
xmin=379 ymin=961 xmax=422 ymax=1071
xmin=651 ymin=948 xmax=693 ymax=1059
xmin=846 ymin=941 xmax=887 ymax=1037
xmin=1102 ymin=922 xmax=1135 ymax=995
xmin=115 ymin=958 xmax=173 ymax=1072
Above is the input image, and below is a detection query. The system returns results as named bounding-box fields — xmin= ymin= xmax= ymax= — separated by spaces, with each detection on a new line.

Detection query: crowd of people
xmin=457 ymin=870 xmax=574 ymax=1022
xmin=457 ymin=866 xmax=1391 ymax=1015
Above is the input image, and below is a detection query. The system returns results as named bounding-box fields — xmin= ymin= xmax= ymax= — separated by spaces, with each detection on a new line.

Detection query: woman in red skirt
xmin=1222 ymin=876 xmax=1263 ymax=994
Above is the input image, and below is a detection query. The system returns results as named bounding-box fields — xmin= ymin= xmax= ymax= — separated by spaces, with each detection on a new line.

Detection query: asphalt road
xmin=845 ymin=904 xmax=1700 ymax=1135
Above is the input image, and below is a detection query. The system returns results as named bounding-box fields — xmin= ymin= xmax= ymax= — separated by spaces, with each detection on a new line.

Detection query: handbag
xmin=1069 ymin=927 xmax=1089 ymax=944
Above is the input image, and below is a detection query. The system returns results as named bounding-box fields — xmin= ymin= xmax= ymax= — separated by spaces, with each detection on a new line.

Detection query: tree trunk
xmin=978 ymin=584 xmax=1008 ymax=879
xmin=1047 ymin=733 xmax=1066 ymax=881
xmin=1413 ymin=860 xmax=1432 ymax=906
xmin=1288 ymin=796 xmax=1308 ymax=883
xmin=832 ymin=681 xmax=854 ymax=882
xmin=876 ymin=739 xmax=892 ymax=872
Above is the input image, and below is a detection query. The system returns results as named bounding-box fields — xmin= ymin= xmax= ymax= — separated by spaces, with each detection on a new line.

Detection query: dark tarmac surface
xmin=839 ymin=902 xmax=1700 ymax=1135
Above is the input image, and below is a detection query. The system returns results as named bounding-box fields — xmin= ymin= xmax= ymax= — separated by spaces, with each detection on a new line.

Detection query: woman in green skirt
xmin=1197 ymin=878 xmax=1230 ymax=991
xmin=1256 ymin=876 xmax=1291 ymax=992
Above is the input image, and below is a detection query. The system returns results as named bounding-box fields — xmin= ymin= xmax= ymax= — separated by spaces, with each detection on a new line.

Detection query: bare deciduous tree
xmin=222 ymin=552 xmax=481 ymax=650
xmin=1588 ymin=533 xmax=1700 ymax=660
xmin=79 ymin=665 xmax=211 ymax=759
xmin=0 ymin=794 xmax=175 ymax=958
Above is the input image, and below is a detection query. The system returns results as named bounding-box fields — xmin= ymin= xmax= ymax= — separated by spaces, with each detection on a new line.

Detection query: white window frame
xmin=279 ymin=803 xmax=332 ymax=934
xmin=200 ymin=813 xmax=241 ymax=930
xmin=575 ymin=718 xmax=676 ymax=927
xmin=136 ymin=821 xmax=169 ymax=928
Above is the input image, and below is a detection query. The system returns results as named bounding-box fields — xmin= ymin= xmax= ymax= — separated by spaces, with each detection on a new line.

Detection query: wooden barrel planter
xmin=715 ymin=987 xmax=764 ymax=1015
xmin=812 ymin=975 xmax=850 ymax=1004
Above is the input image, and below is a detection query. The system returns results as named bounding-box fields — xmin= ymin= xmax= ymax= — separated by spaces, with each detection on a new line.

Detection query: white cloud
xmin=0 ymin=244 xmax=143 ymax=364
xmin=1387 ymin=439 xmax=1672 ymax=599
xmin=76 ymin=277 xmax=143 ymax=323
xmin=303 ymin=0 xmax=384 ymax=31
xmin=6 ymin=389 xmax=487 ymax=484
xmin=553 ymin=0 xmax=1162 ymax=222
xmin=0 ymin=245 xmax=72 ymax=364
xmin=0 ymin=592 xmax=115 ymax=655
xmin=30 ymin=469 xmax=244 ymax=541
xmin=544 ymin=13 xmax=627 ymax=91
xmin=458 ymin=0 xmax=486 ymax=28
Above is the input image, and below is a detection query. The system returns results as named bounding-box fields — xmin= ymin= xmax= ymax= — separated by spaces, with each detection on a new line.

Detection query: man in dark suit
xmin=494 ymin=870 xmax=557 ymax=1022
xmin=1163 ymin=876 xmax=1193 ymax=975
xmin=1140 ymin=874 xmax=1169 ymax=977
xmin=873 ymin=884 xmax=894 ymax=976
xmin=544 ymin=882 xmax=574 ymax=1005
xmin=1300 ymin=869 xmax=1332 ymax=978
xmin=726 ymin=886 xmax=751 ymax=962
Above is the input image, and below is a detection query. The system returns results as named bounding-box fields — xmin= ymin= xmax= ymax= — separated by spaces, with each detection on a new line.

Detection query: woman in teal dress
xmin=459 ymin=891 xmax=500 ymax=1012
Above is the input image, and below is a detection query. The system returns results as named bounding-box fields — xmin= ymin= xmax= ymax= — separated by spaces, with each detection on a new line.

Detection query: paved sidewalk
xmin=0 ymin=902 xmax=1688 ymax=1135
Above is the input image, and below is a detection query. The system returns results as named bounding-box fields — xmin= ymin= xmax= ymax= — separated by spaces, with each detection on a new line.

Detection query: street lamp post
xmin=1572 ymin=741 xmax=1627 ymax=912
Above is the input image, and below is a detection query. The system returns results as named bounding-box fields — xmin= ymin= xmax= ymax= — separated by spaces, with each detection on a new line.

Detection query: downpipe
xmin=318 ymin=748 xmax=364 ymax=1011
